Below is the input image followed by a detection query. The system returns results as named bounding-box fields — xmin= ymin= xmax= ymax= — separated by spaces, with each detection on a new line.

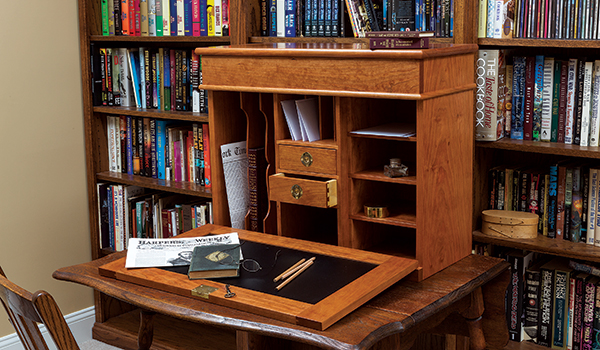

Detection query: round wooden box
xmin=481 ymin=210 xmax=539 ymax=239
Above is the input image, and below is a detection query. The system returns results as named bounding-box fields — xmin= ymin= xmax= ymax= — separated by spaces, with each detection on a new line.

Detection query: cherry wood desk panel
xmin=53 ymin=240 xmax=509 ymax=349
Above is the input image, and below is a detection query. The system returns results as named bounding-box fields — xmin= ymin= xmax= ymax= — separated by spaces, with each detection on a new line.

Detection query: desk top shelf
xmin=195 ymin=43 xmax=477 ymax=99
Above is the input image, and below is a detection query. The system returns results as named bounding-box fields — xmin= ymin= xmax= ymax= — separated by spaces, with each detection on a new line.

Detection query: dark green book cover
xmin=188 ymin=244 xmax=241 ymax=279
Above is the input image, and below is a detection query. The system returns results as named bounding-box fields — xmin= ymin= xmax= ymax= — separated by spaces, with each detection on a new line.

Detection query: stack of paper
xmin=280 ymin=98 xmax=321 ymax=142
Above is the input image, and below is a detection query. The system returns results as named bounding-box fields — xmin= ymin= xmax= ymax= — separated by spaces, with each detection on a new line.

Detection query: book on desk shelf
xmin=365 ymin=30 xmax=435 ymax=38
xmin=188 ymin=243 xmax=241 ymax=279
xmin=369 ymin=38 xmax=429 ymax=50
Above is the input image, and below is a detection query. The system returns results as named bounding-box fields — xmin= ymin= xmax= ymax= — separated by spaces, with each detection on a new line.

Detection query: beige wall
xmin=0 ymin=0 xmax=93 ymax=338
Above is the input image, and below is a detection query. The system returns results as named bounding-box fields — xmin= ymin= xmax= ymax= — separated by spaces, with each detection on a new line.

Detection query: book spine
xmin=582 ymin=280 xmax=596 ymax=349
xmin=581 ymin=61 xmax=594 ymax=146
xmin=558 ymin=60 xmax=569 ymax=143
xmin=214 ymin=0 xmax=223 ymax=35
xmin=369 ymin=37 xmax=430 ymax=49
xmin=512 ymin=56 xmax=526 ymax=139
xmin=548 ymin=164 xmax=559 ymax=238
xmin=285 ymin=0 xmax=297 ymax=36
xmin=507 ymin=254 xmax=525 ymax=341
xmin=542 ymin=57 xmax=555 ymax=141
xmin=538 ymin=268 xmax=555 ymax=347
xmin=589 ymin=61 xmax=600 ymax=146
xmin=592 ymin=281 xmax=600 ymax=349
xmin=524 ymin=268 xmax=542 ymax=342
xmin=162 ymin=0 xmax=170 ymax=35
xmin=557 ymin=165 xmax=567 ymax=239
xmin=304 ymin=0 xmax=312 ymax=35
xmin=575 ymin=59 xmax=587 ymax=144
xmin=523 ymin=56 xmax=535 ymax=140
xmin=170 ymin=0 xmax=178 ymax=35
xmin=202 ymin=123 xmax=211 ymax=188
xmin=487 ymin=0 xmax=496 ymax=36
xmin=532 ymin=55 xmax=544 ymax=140
xmin=177 ymin=0 xmax=185 ymax=35
xmin=505 ymin=64 xmax=514 ymax=137
xmin=572 ymin=166 xmax=583 ymax=242
xmin=565 ymin=167 xmax=574 ymax=241
xmin=587 ymin=169 xmax=598 ymax=245
xmin=565 ymin=58 xmax=579 ymax=144
xmin=476 ymin=50 xmax=501 ymax=141
xmin=551 ymin=60 xmax=561 ymax=142
xmin=553 ymin=269 xmax=569 ymax=348
xmin=568 ymin=272 xmax=577 ymax=346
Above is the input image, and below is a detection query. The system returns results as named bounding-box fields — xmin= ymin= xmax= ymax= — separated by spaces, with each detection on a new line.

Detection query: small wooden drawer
xmin=269 ymin=173 xmax=337 ymax=208
xmin=278 ymin=145 xmax=337 ymax=175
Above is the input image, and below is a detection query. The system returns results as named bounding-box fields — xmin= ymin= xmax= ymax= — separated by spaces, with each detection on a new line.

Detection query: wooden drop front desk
xmin=53 ymin=225 xmax=510 ymax=350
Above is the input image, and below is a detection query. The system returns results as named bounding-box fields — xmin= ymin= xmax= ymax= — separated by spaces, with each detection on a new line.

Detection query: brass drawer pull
xmin=300 ymin=152 xmax=313 ymax=167
xmin=291 ymin=184 xmax=303 ymax=199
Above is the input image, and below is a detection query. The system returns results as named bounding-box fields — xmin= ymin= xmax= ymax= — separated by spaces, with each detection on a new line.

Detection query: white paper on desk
xmin=280 ymin=99 xmax=302 ymax=141
xmin=221 ymin=140 xmax=250 ymax=229
xmin=125 ymin=234 xmax=241 ymax=268
xmin=295 ymin=98 xmax=321 ymax=142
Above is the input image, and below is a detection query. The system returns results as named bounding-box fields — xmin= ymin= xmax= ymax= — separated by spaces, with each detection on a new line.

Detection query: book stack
xmin=366 ymin=31 xmax=433 ymax=50
xmin=280 ymin=98 xmax=321 ymax=142
xmin=102 ymin=0 xmax=230 ymax=36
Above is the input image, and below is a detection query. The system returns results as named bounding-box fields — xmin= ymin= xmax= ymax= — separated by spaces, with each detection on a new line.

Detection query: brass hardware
xmin=300 ymin=152 xmax=313 ymax=167
xmin=364 ymin=205 xmax=389 ymax=218
xmin=291 ymin=184 xmax=303 ymax=199
xmin=191 ymin=285 xmax=218 ymax=299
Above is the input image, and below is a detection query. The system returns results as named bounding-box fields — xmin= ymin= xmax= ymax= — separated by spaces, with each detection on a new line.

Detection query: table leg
xmin=459 ymin=287 xmax=486 ymax=350
xmin=138 ymin=309 xmax=156 ymax=350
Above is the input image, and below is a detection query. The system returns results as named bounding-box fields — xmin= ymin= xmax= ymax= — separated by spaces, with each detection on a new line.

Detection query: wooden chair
xmin=0 ymin=265 xmax=117 ymax=350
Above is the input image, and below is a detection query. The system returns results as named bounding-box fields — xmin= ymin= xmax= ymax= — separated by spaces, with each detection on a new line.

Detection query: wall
xmin=0 ymin=0 xmax=93 ymax=338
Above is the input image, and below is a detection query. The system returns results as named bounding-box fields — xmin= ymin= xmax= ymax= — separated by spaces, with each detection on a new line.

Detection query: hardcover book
xmin=476 ymin=49 xmax=505 ymax=141
xmin=369 ymin=37 xmax=429 ymax=49
xmin=188 ymin=244 xmax=241 ymax=279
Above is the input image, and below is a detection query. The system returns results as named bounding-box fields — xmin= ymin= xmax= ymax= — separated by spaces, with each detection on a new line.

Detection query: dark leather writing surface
xmin=163 ymin=240 xmax=376 ymax=304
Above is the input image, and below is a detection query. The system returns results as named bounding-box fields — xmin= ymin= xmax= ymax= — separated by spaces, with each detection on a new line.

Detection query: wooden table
xmin=53 ymin=228 xmax=510 ymax=350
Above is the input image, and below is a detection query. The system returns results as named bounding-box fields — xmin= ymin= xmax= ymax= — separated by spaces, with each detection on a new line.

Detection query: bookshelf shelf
xmin=93 ymin=106 xmax=209 ymax=122
xmin=350 ymin=169 xmax=417 ymax=185
xmin=96 ymin=172 xmax=212 ymax=197
xmin=90 ymin=35 xmax=231 ymax=44
xmin=478 ymin=38 xmax=600 ymax=48
xmin=476 ymin=139 xmax=600 ymax=159
xmin=473 ymin=231 xmax=600 ymax=265
xmin=350 ymin=210 xmax=418 ymax=228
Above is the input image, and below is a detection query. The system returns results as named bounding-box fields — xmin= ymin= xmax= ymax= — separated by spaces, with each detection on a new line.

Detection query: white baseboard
xmin=0 ymin=306 xmax=95 ymax=350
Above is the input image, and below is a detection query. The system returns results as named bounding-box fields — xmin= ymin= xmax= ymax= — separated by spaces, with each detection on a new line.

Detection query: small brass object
xmin=300 ymin=152 xmax=313 ymax=167
xmin=291 ymin=184 xmax=303 ymax=199
xmin=191 ymin=285 xmax=218 ymax=299
xmin=364 ymin=204 xmax=389 ymax=218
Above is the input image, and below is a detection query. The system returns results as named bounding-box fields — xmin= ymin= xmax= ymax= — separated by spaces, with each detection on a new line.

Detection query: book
xmin=565 ymin=58 xmax=579 ymax=144
xmin=523 ymin=56 xmax=534 ymax=140
xmin=551 ymin=59 xmax=562 ymax=142
xmin=572 ymin=272 xmax=590 ymax=350
xmin=588 ymin=60 xmax=600 ymax=146
xmin=538 ymin=258 xmax=557 ymax=347
xmin=202 ymin=123 xmax=211 ymax=188
xmin=369 ymin=37 xmax=430 ymax=49
xmin=587 ymin=168 xmax=598 ymax=246
xmin=511 ymin=56 xmax=527 ymax=140
xmin=551 ymin=259 xmax=573 ymax=348
xmin=533 ymin=55 xmax=544 ymax=141
xmin=581 ymin=276 xmax=599 ymax=349
xmin=541 ymin=57 xmax=555 ymax=141
xmin=476 ymin=50 xmax=504 ymax=141
xmin=523 ymin=257 xmax=550 ymax=343
xmin=506 ymin=249 xmax=535 ymax=341
xmin=580 ymin=61 xmax=594 ymax=146
xmin=365 ymin=30 xmax=435 ymax=37
xmin=248 ymin=147 xmax=268 ymax=232
xmin=188 ymin=243 xmax=241 ymax=279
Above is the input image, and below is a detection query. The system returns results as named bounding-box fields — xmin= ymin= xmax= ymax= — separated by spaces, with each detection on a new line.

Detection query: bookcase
xmin=471 ymin=7 xmax=600 ymax=350
xmin=77 ymin=0 xmax=482 ymax=348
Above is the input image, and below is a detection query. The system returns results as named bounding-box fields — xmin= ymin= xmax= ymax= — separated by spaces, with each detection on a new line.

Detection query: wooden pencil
xmin=273 ymin=258 xmax=305 ymax=282
xmin=276 ymin=259 xmax=314 ymax=290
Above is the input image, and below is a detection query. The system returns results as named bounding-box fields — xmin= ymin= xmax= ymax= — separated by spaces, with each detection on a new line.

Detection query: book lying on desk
xmin=125 ymin=233 xmax=240 ymax=268
xmin=188 ymin=243 xmax=242 ymax=279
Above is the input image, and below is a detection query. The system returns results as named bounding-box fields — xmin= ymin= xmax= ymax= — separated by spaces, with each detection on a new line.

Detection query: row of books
xmin=260 ymin=0 xmax=344 ymax=37
xmin=476 ymin=50 xmax=600 ymax=146
xmin=348 ymin=0 xmax=453 ymax=38
xmin=107 ymin=116 xmax=211 ymax=187
xmin=101 ymin=0 xmax=229 ymax=37
xmin=259 ymin=0 xmax=453 ymax=38
xmin=487 ymin=162 xmax=600 ymax=246
xmin=91 ymin=46 xmax=208 ymax=113
xmin=496 ymin=249 xmax=600 ymax=348
xmin=479 ymin=0 xmax=600 ymax=39
xmin=97 ymin=184 xmax=213 ymax=251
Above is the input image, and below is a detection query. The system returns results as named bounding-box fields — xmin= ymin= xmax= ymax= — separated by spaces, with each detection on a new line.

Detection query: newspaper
xmin=220 ymin=141 xmax=250 ymax=229
xmin=125 ymin=233 xmax=240 ymax=268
